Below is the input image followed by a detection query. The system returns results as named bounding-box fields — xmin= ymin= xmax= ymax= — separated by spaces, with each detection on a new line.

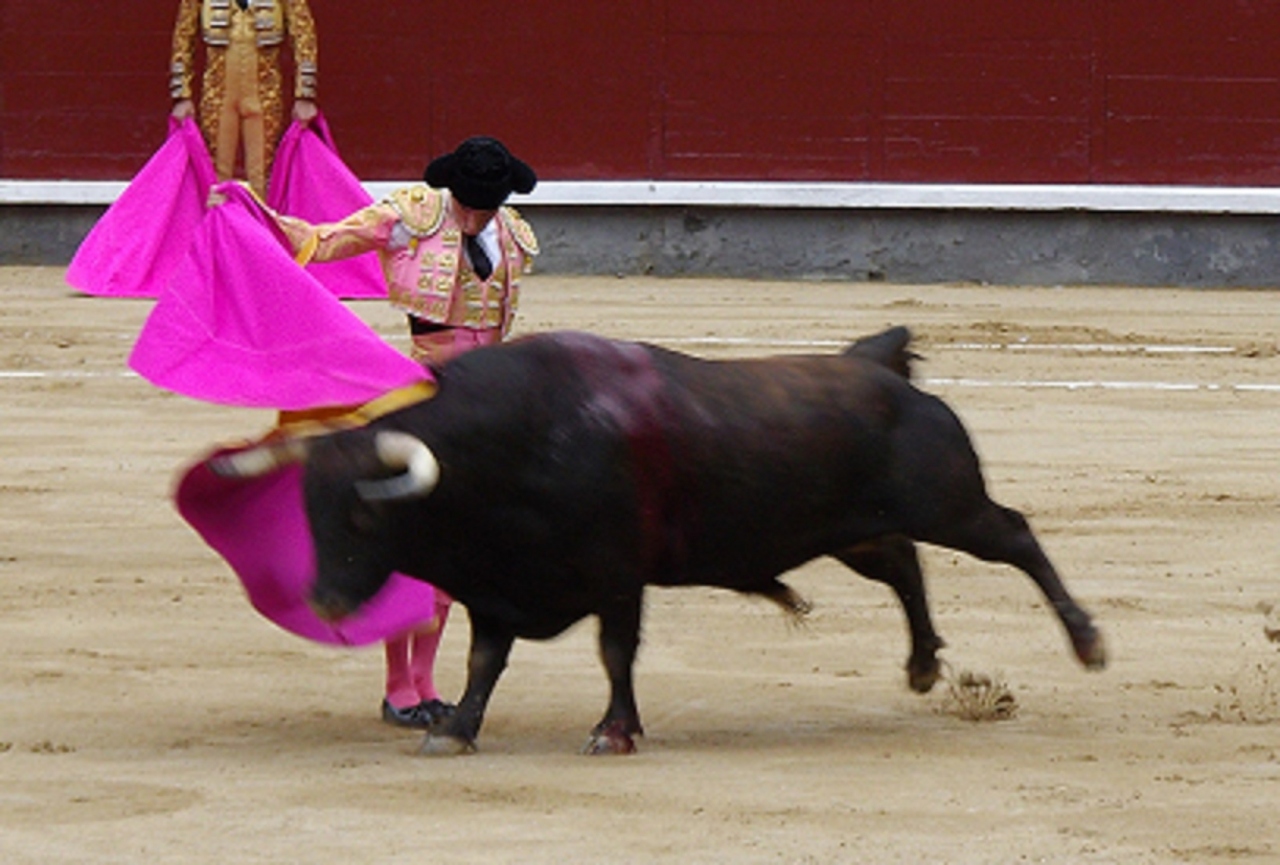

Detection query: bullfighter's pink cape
xmin=176 ymin=441 xmax=437 ymax=647
xmin=128 ymin=182 xmax=424 ymax=410
xmin=134 ymin=181 xmax=436 ymax=645
xmin=68 ymin=113 xmax=382 ymax=301
xmin=66 ymin=118 xmax=216 ymax=298
xmin=268 ymin=113 xmax=386 ymax=300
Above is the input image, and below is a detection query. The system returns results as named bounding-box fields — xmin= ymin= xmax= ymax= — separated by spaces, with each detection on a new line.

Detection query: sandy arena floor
xmin=1 ymin=267 xmax=1279 ymax=863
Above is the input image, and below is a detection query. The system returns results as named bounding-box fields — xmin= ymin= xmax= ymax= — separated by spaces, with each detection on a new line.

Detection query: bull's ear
xmin=355 ymin=432 xmax=440 ymax=502
xmin=209 ymin=438 xmax=310 ymax=478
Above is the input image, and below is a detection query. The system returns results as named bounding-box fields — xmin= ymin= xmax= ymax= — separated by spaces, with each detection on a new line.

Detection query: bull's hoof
xmin=906 ymin=642 xmax=947 ymax=696
xmin=583 ymin=721 xmax=638 ymax=755
xmin=1074 ymin=628 xmax=1107 ymax=671
xmin=907 ymin=651 xmax=943 ymax=694
xmin=417 ymin=732 xmax=476 ymax=757
xmin=908 ymin=666 xmax=941 ymax=694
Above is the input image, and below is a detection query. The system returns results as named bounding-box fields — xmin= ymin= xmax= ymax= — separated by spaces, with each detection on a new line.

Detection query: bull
xmin=213 ymin=327 xmax=1105 ymax=755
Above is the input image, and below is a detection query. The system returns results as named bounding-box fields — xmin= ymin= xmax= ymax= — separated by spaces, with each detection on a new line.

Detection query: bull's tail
xmin=844 ymin=325 xmax=918 ymax=380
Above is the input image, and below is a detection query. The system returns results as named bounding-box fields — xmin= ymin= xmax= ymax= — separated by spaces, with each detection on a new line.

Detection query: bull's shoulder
xmin=843 ymin=326 xmax=917 ymax=380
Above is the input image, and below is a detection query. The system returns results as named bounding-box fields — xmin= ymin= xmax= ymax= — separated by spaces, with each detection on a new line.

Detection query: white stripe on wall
xmin=9 ymin=179 xmax=1280 ymax=214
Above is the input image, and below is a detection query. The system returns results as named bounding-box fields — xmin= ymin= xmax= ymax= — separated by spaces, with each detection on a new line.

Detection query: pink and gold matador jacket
xmin=277 ymin=185 xmax=539 ymax=336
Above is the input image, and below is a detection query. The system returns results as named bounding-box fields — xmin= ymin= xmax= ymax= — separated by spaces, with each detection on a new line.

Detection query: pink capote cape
xmin=135 ymin=181 xmax=437 ymax=645
xmin=66 ymin=118 xmax=216 ymax=298
xmin=176 ymin=441 xmax=438 ymax=646
xmin=267 ymin=113 xmax=386 ymax=299
xmin=68 ymin=113 xmax=383 ymax=302
xmin=128 ymin=182 xmax=424 ymax=410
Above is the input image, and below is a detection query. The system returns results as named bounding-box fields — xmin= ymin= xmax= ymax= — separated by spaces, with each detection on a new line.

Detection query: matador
xmin=170 ymin=0 xmax=318 ymax=196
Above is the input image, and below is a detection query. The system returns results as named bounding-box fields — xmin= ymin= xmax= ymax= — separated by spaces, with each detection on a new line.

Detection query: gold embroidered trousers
xmin=199 ymin=14 xmax=283 ymax=195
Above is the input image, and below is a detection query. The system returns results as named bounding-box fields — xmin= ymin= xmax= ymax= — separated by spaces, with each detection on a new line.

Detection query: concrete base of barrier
xmin=6 ymin=202 xmax=1279 ymax=288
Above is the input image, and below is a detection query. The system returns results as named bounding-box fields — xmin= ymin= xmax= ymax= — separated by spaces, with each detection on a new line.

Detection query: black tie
xmin=465 ymin=234 xmax=492 ymax=280
xmin=236 ymin=0 xmax=249 ymax=9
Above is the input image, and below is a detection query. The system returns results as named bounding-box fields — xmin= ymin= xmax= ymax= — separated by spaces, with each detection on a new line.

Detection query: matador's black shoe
xmin=380 ymin=698 xmax=457 ymax=730
xmin=381 ymin=699 xmax=434 ymax=730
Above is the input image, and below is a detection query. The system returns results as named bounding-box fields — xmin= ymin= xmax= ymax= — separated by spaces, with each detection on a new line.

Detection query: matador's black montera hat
xmin=425 ymin=136 xmax=537 ymax=211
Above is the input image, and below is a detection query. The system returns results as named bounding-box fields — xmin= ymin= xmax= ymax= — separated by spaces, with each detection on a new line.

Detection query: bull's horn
xmin=356 ymin=431 xmax=440 ymax=502
xmin=209 ymin=438 xmax=310 ymax=478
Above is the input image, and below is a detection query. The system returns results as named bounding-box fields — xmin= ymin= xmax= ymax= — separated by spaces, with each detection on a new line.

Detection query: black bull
xmin=214 ymin=328 xmax=1105 ymax=754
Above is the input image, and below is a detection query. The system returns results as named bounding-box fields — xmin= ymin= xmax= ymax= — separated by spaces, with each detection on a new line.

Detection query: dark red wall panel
xmin=1 ymin=2 xmax=174 ymax=177
xmin=880 ymin=37 xmax=1094 ymax=182
xmin=4 ymin=1 xmax=1280 ymax=186
xmin=308 ymin=2 xmax=437 ymax=181
xmin=663 ymin=0 xmax=879 ymax=180
xmin=427 ymin=2 xmax=662 ymax=179
xmin=669 ymin=0 xmax=878 ymax=35
xmin=662 ymin=31 xmax=877 ymax=180
xmin=1098 ymin=2 xmax=1280 ymax=184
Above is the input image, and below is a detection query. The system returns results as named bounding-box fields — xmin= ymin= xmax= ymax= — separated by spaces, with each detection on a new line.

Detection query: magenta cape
xmin=66 ymin=118 xmax=216 ymax=298
xmin=268 ymin=113 xmax=386 ymax=300
xmin=146 ymin=180 xmax=438 ymax=644
xmin=128 ymin=182 xmax=426 ymax=410
xmin=176 ymin=443 xmax=437 ymax=646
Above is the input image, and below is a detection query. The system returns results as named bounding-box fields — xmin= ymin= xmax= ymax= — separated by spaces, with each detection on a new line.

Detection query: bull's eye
xmin=349 ymin=503 xmax=381 ymax=536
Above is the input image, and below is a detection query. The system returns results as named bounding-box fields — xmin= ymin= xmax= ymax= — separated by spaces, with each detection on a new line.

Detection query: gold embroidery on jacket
xmin=171 ymin=0 xmax=318 ymax=103
xmin=375 ymin=188 xmax=535 ymax=333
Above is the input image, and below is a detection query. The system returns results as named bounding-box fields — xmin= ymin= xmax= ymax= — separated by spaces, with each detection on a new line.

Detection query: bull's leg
xmin=834 ymin=536 xmax=946 ymax=693
xmin=931 ymin=503 xmax=1106 ymax=671
xmin=584 ymin=592 xmax=644 ymax=755
xmin=419 ymin=613 xmax=514 ymax=756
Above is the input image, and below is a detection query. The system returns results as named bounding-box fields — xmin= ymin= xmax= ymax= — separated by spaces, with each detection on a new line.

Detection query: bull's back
xmin=424 ymin=332 xmax=983 ymax=592
xmin=637 ymin=345 xmax=930 ymax=584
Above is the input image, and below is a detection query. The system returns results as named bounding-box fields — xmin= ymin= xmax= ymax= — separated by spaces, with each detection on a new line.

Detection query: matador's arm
xmin=276 ymin=204 xmax=396 ymax=265
xmin=169 ymin=0 xmax=201 ymax=102
xmin=286 ymin=0 xmax=319 ymax=100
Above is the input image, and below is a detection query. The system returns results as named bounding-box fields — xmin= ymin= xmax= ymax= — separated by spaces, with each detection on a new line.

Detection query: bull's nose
xmin=309 ymin=589 xmax=356 ymax=622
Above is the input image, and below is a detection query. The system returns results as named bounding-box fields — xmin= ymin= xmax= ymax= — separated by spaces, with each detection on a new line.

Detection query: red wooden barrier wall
xmin=4 ymin=0 xmax=1280 ymax=185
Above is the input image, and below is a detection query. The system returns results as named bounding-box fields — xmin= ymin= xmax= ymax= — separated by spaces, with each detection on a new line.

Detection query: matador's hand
xmin=171 ymin=99 xmax=195 ymax=121
xmin=293 ymin=100 xmax=318 ymax=126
